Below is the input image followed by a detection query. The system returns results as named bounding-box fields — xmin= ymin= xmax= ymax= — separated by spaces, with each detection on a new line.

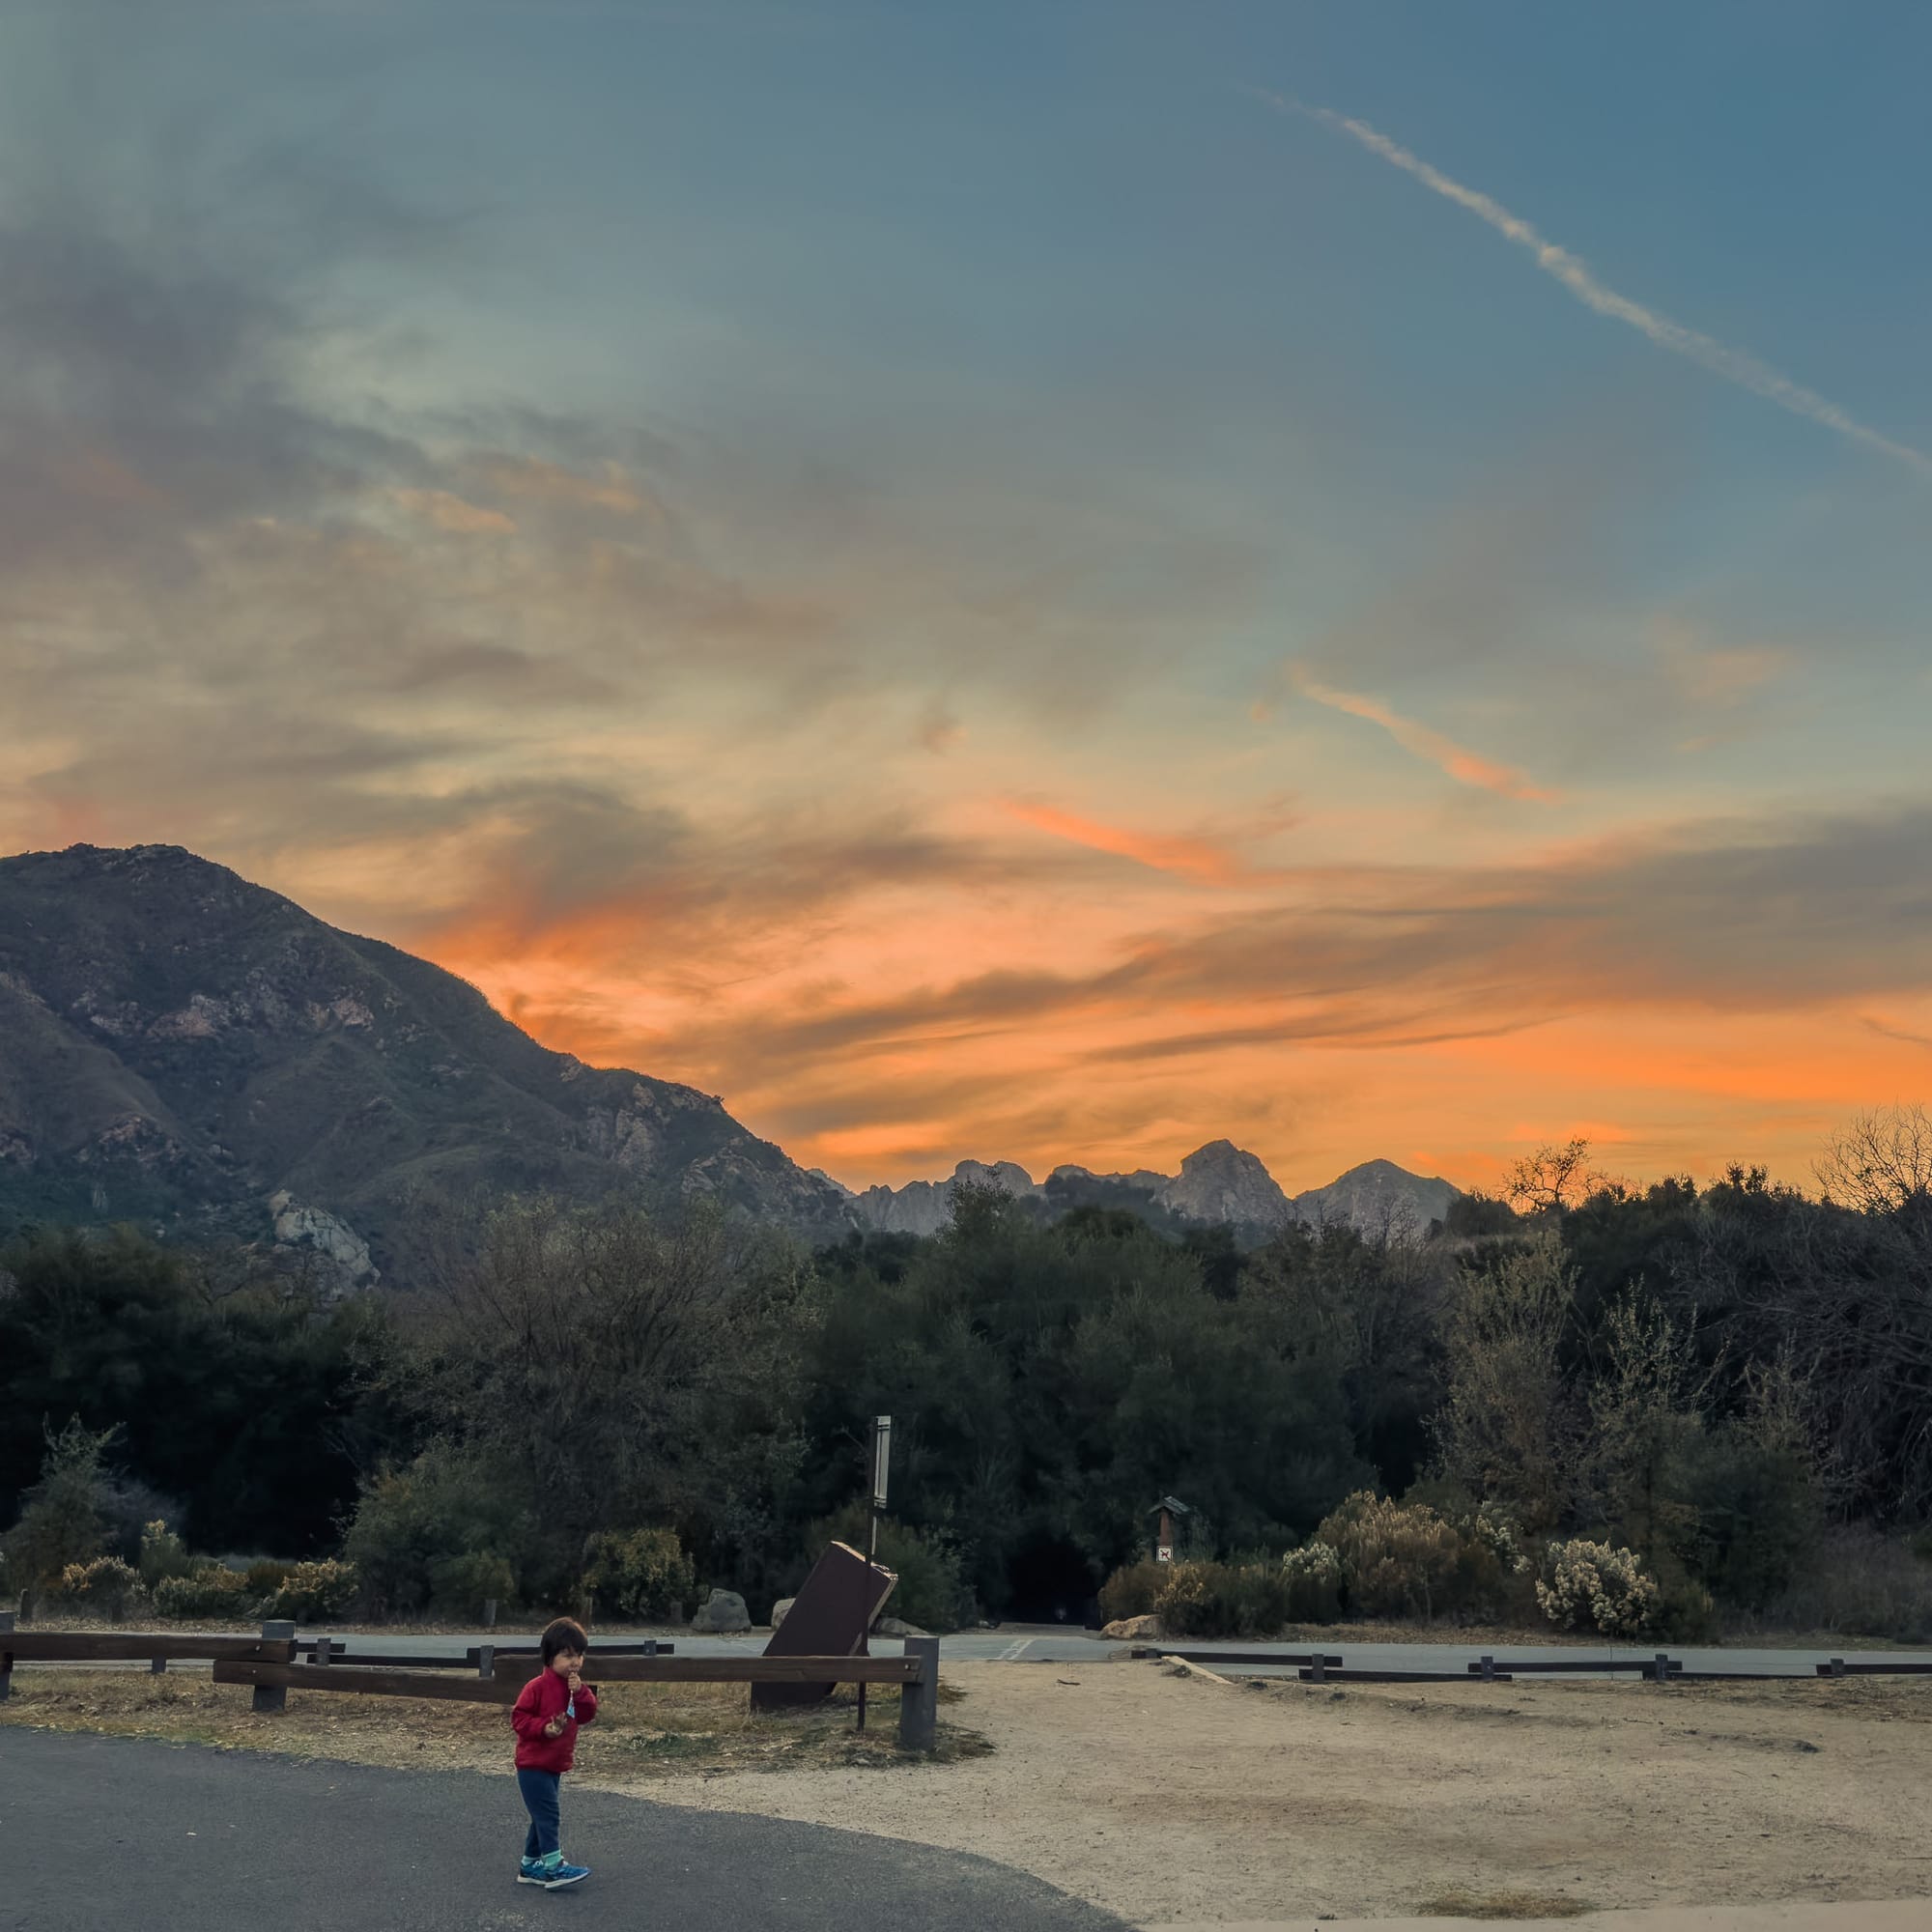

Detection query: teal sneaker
xmin=517 ymin=1858 xmax=549 ymax=1886
xmin=544 ymin=1860 xmax=591 ymax=1890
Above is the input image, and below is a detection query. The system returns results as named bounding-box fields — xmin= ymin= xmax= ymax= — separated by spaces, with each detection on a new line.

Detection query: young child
xmin=511 ymin=1617 xmax=599 ymax=1888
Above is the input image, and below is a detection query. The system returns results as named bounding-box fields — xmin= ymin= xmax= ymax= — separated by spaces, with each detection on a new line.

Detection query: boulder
xmin=690 ymin=1587 xmax=751 ymax=1634
xmin=769 ymin=1596 xmax=795 ymax=1632
xmin=874 ymin=1615 xmax=930 ymax=1638
xmin=1101 ymin=1613 xmax=1164 ymax=1640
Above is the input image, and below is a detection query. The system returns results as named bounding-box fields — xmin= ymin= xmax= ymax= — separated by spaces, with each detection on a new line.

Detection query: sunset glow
xmin=4 ymin=6 xmax=1928 ymax=1193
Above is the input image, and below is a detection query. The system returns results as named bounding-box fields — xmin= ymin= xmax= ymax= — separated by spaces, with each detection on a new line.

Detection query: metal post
xmin=897 ymin=1636 xmax=940 ymax=1752
xmin=858 ymin=1504 xmax=879 ymax=1733
xmin=253 ymin=1620 xmax=296 ymax=1714
xmin=858 ymin=1413 xmax=892 ymax=1735
xmin=0 ymin=1609 xmax=14 ymax=1703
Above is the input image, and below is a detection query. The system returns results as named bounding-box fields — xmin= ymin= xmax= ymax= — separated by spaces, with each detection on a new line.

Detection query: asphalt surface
xmin=275 ymin=1627 xmax=1932 ymax=1680
xmin=0 ymin=1729 xmax=1129 ymax=1932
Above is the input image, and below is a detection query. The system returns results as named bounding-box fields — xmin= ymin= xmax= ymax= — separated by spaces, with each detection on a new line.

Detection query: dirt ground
xmin=602 ymin=1662 xmax=1932 ymax=1925
xmin=7 ymin=1660 xmax=1930 ymax=1923
xmin=0 ymin=1670 xmax=985 ymax=1776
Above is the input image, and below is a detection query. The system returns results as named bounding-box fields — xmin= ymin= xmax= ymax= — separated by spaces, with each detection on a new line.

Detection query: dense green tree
xmin=0 ymin=1227 xmax=386 ymax=1553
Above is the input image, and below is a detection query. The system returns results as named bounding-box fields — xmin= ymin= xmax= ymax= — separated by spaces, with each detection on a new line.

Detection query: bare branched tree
xmin=1816 ymin=1103 xmax=1932 ymax=1214
xmin=1503 ymin=1137 xmax=1598 ymax=1214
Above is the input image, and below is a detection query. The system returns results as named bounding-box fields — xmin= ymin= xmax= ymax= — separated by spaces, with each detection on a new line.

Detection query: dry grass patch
xmin=0 ymin=1670 xmax=985 ymax=1778
xmin=1414 ymin=1891 xmax=1594 ymax=1919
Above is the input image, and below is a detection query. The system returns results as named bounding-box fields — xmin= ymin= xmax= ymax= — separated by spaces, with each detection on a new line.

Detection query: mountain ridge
xmin=0 ymin=843 xmax=1462 ymax=1272
xmin=827 ymin=1141 xmax=1460 ymax=1239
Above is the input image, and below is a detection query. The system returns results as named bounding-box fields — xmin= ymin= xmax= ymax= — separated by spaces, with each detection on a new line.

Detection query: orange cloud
xmin=390 ymin=488 xmax=518 ymax=535
xmin=1001 ymin=798 xmax=1277 ymax=886
xmin=480 ymin=458 xmax=656 ymax=518
xmin=1290 ymin=667 xmax=1560 ymax=802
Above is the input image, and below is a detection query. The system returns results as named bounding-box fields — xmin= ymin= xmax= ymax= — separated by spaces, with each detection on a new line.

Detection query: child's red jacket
xmin=511 ymin=1669 xmax=599 ymax=1774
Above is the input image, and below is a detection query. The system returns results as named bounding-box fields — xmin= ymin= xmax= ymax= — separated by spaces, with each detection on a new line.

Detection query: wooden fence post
xmin=1653 ymin=1653 xmax=1671 ymax=1684
xmin=1478 ymin=1654 xmax=1495 ymax=1682
xmin=1308 ymin=1654 xmax=1326 ymax=1684
xmin=896 ymin=1636 xmax=939 ymax=1752
xmin=476 ymin=1644 xmax=495 ymax=1682
xmin=1829 ymin=1657 xmax=1846 ymax=1679
xmin=151 ymin=1652 xmax=167 ymax=1675
xmin=0 ymin=1609 xmax=14 ymax=1703
xmin=254 ymin=1621 xmax=297 ymax=1713
xmin=314 ymin=1636 xmax=333 ymax=1668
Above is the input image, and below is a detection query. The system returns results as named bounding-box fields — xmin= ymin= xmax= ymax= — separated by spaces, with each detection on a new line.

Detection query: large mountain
xmin=1292 ymin=1156 xmax=1460 ymax=1235
xmin=0 ymin=844 xmax=855 ymax=1278
xmin=833 ymin=1143 xmax=1459 ymax=1240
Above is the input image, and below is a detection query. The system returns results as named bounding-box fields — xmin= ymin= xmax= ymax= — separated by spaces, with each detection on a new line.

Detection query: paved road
xmin=20 ymin=1621 xmax=1929 ymax=1683
xmin=271 ymin=1627 xmax=1932 ymax=1680
xmin=0 ymin=1730 xmax=1127 ymax=1932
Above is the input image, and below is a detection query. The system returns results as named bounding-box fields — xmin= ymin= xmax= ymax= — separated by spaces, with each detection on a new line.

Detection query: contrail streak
xmin=1250 ymin=89 xmax=1929 ymax=476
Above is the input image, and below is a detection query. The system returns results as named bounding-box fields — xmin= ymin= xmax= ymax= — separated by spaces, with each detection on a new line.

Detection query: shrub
xmin=138 ymin=1520 xmax=194 ymax=1590
xmin=428 ymin=1550 xmax=518 ymax=1618
xmin=1654 ymin=1575 xmax=1718 ymax=1642
xmin=264 ymin=1559 xmax=359 ymax=1624
xmin=1459 ymin=1506 xmax=1529 ymax=1577
xmin=1098 ymin=1558 xmax=1167 ymax=1626
xmin=55 ymin=1555 xmax=147 ymax=1619
xmin=154 ymin=1565 xmax=256 ymax=1619
xmin=1318 ymin=1491 xmax=1464 ymax=1619
xmin=2 ymin=1418 xmax=115 ymax=1590
xmin=1152 ymin=1560 xmax=1215 ymax=1634
xmin=1280 ymin=1541 xmax=1345 ymax=1623
xmin=1682 ymin=1437 xmax=1819 ymax=1611
xmin=245 ymin=1559 xmax=294 ymax=1598
xmin=340 ymin=1444 xmax=531 ymax=1618
xmin=1153 ymin=1560 xmax=1301 ymax=1637
xmin=582 ymin=1529 xmax=695 ymax=1623
xmin=1774 ymin=1527 xmax=1932 ymax=1642
xmin=1224 ymin=1562 xmax=1294 ymax=1635
xmin=1535 ymin=1539 xmax=1659 ymax=1636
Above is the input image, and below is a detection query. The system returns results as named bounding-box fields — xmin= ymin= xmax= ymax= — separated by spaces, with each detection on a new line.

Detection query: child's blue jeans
xmin=518 ymin=1769 xmax=561 ymax=1860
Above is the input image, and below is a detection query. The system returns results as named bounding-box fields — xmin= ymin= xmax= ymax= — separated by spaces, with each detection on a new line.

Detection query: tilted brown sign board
xmin=751 ymin=1540 xmax=897 ymax=1712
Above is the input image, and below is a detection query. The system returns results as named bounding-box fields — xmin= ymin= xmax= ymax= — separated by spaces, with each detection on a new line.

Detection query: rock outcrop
xmin=691 ymin=1588 xmax=752 ymax=1634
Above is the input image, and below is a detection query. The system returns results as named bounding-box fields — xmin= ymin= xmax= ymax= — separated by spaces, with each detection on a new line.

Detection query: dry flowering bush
xmin=1535 ymin=1538 xmax=1659 ymax=1636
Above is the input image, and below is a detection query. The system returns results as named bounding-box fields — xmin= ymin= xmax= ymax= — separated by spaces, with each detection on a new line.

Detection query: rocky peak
xmin=952 ymin=1159 xmax=1040 ymax=1195
xmin=1155 ymin=1139 xmax=1294 ymax=1230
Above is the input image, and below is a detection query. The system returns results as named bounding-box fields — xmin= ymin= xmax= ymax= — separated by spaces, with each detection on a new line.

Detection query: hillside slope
xmin=0 ymin=844 xmax=854 ymax=1275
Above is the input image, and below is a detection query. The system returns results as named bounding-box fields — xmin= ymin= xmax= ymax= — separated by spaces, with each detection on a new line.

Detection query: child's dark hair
xmin=540 ymin=1618 xmax=588 ymax=1665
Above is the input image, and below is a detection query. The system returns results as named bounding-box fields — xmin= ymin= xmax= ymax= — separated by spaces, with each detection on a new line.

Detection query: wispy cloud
xmin=1289 ymin=667 xmax=1559 ymax=802
xmin=1250 ymin=91 xmax=1931 ymax=477
xmin=1001 ymin=798 xmax=1283 ymax=885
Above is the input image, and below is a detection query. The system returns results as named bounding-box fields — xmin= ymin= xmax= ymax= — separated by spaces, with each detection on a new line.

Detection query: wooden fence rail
xmin=0 ymin=1615 xmax=942 ymax=1750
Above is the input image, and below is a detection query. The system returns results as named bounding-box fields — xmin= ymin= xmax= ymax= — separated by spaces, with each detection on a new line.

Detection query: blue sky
xmin=3 ymin=1 xmax=1927 ymax=1188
